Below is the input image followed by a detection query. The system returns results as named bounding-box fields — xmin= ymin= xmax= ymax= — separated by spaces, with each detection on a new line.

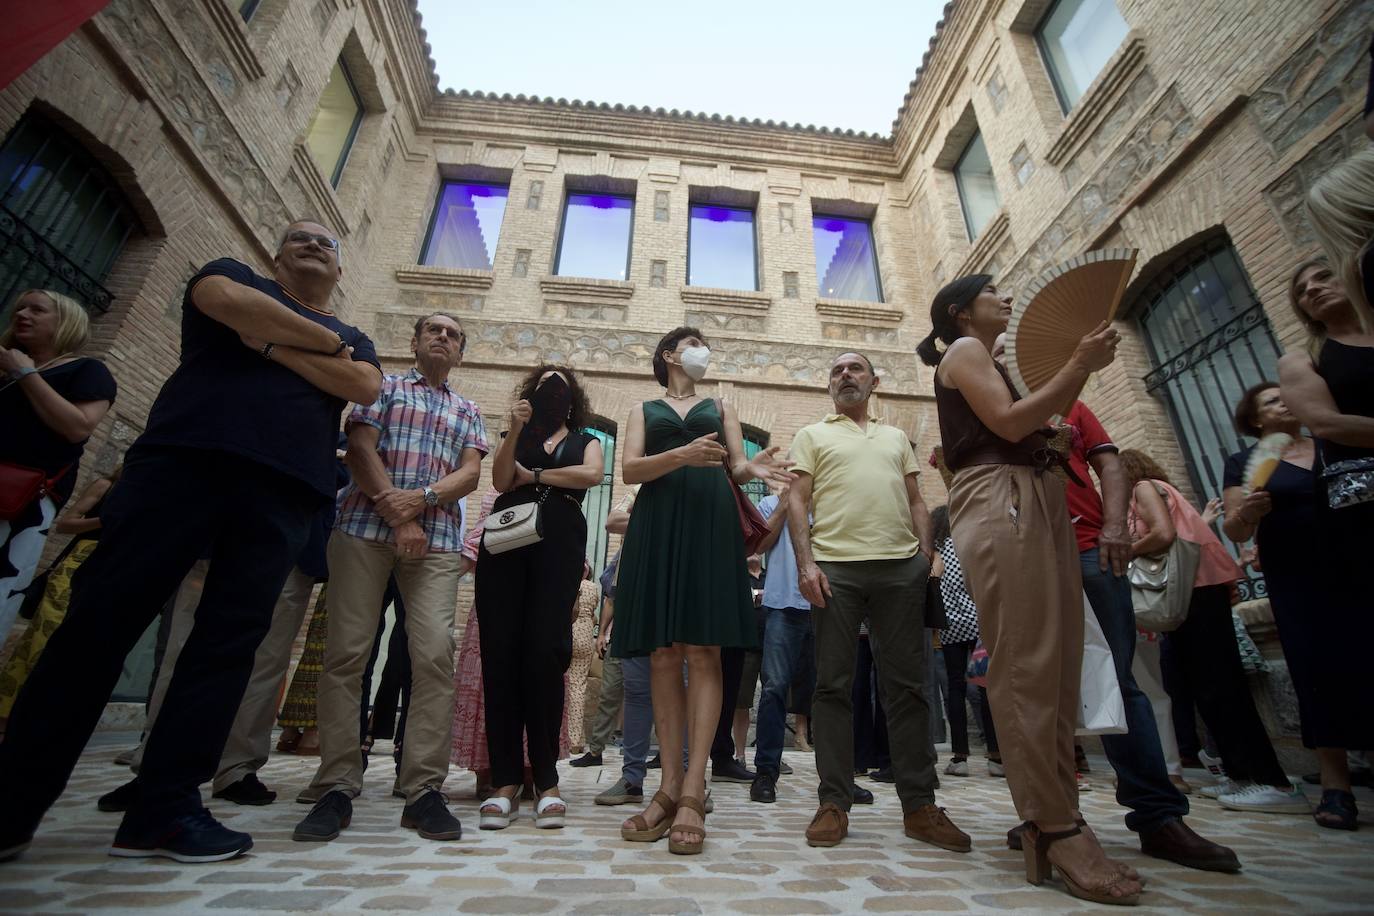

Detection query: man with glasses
xmin=294 ymin=311 xmax=487 ymax=845
xmin=0 ymin=221 xmax=381 ymax=865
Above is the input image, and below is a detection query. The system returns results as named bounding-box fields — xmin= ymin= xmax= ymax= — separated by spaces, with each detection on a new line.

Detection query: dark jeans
xmin=753 ymin=606 xmax=813 ymax=775
xmin=1080 ymin=548 xmax=1188 ymax=832
xmin=815 ymin=555 xmax=936 ymax=812
xmin=1161 ymin=634 xmax=1202 ymax=758
xmin=0 ymin=447 xmax=315 ymax=833
xmin=1164 ymin=582 xmax=1287 ymax=788
xmin=852 ymin=636 xmax=890 ymax=771
xmin=941 ymin=639 xmax=999 ymax=757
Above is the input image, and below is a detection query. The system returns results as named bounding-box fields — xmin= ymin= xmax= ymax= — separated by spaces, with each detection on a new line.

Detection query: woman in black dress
xmin=1276 ymin=258 xmax=1374 ymax=831
xmin=475 ymin=365 xmax=603 ymax=829
xmin=0 ymin=289 xmax=115 ymax=643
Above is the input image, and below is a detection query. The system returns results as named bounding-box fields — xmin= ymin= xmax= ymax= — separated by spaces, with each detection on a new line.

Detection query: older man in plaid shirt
xmin=296 ymin=312 xmax=487 ymax=844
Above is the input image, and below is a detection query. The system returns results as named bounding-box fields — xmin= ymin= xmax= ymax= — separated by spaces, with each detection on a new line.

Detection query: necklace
xmin=664 ymin=391 xmax=696 ymax=400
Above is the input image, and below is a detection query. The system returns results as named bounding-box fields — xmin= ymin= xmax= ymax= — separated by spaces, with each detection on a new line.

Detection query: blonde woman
xmin=1275 ymin=258 xmax=1374 ymax=830
xmin=0 ymin=290 xmax=115 ymax=642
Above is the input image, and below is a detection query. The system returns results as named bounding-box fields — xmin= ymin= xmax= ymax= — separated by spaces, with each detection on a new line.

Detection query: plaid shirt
xmin=335 ymin=369 xmax=489 ymax=552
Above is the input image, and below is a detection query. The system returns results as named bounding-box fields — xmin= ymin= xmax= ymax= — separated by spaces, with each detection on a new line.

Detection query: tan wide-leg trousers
xmin=308 ymin=532 xmax=462 ymax=802
xmin=948 ymin=464 xmax=1083 ymax=826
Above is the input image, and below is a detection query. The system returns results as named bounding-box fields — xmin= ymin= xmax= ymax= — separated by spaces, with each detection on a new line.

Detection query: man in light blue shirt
xmin=749 ymin=487 xmax=814 ymax=803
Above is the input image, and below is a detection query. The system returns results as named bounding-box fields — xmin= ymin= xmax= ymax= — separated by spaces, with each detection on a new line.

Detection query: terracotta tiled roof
xmin=890 ymin=1 xmax=956 ymax=136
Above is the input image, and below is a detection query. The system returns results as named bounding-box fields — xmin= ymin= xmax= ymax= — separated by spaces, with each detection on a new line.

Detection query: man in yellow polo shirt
xmin=787 ymin=351 xmax=970 ymax=854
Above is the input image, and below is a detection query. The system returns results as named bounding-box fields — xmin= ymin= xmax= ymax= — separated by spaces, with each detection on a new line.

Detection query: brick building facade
xmin=1 ymin=0 xmax=1364 ymax=757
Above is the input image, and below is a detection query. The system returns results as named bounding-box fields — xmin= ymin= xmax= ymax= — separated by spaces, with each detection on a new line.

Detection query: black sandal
xmin=1314 ymin=789 xmax=1358 ymax=831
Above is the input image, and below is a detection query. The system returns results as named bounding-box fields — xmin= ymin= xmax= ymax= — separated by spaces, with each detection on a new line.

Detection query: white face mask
xmin=679 ymin=346 xmax=711 ymax=381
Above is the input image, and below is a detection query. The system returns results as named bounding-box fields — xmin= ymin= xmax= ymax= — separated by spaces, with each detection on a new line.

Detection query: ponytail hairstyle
xmin=916 ymin=273 xmax=993 ymax=367
xmin=930 ymin=504 xmax=952 ymax=550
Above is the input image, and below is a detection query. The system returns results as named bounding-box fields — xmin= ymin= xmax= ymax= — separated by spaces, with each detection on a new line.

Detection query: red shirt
xmin=1064 ymin=401 xmax=1117 ymax=553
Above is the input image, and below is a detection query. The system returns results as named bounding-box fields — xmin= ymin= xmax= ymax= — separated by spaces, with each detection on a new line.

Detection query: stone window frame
xmin=1026 ymin=0 xmax=1130 ymax=114
xmin=417 ymin=179 xmax=511 ymax=271
xmin=809 ymin=198 xmax=885 ymax=304
xmin=552 ymin=174 xmax=640 ymax=282
xmin=685 ymin=185 xmax=762 ymax=293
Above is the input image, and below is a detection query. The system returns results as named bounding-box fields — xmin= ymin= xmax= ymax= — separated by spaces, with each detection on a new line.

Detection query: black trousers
xmin=364 ymin=577 xmax=411 ymax=745
xmin=0 ymin=446 xmax=315 ymax=833
xmin=852 ymin=635 xmax=891 ymax=771
xmin=711 ymin=648 xmax=746 ymax=765
xmin=941 ymin=639 xmax=999 ymax=758
xmin=1165 ymin=583 xmax=1286 ymax=787
xmin=474 ymin=501 xmax=584 ymax=791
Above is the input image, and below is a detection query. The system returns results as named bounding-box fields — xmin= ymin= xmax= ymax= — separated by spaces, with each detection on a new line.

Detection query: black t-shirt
xmin=138 ymin=258 xmax=379 ymax=499
xmin=0 ymin=357 xmax=117 ymax=507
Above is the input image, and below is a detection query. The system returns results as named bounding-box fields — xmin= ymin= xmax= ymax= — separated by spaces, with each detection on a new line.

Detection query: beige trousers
xmin=948 ymin=464 xmax=1083 ymax=826
xmin=307 ymin=531 xmax=461 ymax=802
xmin=212 ymin=566 xmax=316 ymax=791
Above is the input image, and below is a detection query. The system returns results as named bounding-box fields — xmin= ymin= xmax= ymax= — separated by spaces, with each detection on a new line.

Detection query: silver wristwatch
xmin=422 ymin=485 xmax=439 ymax=507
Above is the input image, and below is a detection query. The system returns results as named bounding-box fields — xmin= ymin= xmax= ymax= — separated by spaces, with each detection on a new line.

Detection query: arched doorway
xmin=1132 ymin=234 xmax=1280 ymax=599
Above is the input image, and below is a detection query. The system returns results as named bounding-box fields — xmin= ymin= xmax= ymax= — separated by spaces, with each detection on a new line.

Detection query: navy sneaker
xmin=109 ymin=808 xmax=252 ymax=863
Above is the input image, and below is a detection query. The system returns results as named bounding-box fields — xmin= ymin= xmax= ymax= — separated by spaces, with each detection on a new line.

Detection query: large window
xmin=0 ymin=112 xmax=136 ymax=319
xmin=584 ymin=418 xmax=617 ymax=575
xmin=954 ymin=131 xmax=1000 ymax=241
xmin=1135 ymin=237 xmax=1280 ymax=601
xmin=1036 ymin=0 xmax=1130 ymax=111
xmin=305 ymin=58 xmax=364 ymax=188
xmin=688 ymin=205 xmax=756 ymax=291
xmin=813 ymin=215 xmax=882 ymax=302
xmin=420 ymin=182 xmax=508 ymax=270
xmin=555 ymin=193 xmax=634 ymax=280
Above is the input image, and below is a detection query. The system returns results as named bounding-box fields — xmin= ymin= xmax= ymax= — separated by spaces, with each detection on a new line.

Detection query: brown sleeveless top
xmin=934 ymin=362 xmax=1046 ymax=470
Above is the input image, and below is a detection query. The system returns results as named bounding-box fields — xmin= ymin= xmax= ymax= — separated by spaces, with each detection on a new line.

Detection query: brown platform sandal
xmin=620 ymin=790 xmax=678 ymax=842
xmin=668 ymin=795 xmax=707 ymax=856
xmin=1009 ymin=818 xmax=1142 ymax=885
xmin=1023 ymin=824 xmax=1141 ymax=906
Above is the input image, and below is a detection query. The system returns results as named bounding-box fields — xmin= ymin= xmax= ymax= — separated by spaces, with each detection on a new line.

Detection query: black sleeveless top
xmin=1316 ymin=338 xmax=1374 ymax=465
xmin=933 ymin=362 xmax=1046 ymax=471
xmin=493 ymin=428 xmax=597 ymax=511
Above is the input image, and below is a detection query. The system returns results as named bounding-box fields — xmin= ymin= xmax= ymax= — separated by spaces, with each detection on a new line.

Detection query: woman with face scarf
xmin=610 ymin=326 xmax=794 ymax=855
xmin=474 ymin=365 xmax=603 ymax=829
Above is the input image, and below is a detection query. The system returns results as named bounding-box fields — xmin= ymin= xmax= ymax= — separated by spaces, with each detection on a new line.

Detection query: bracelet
xmin=332 ymin=335 xmax=347 ymax=356
xmin=261 ymin=342 xmax=275 ymax=361
xmin=533 ymin=468 xmax=542 ymax=486
xmin=13 ymin=366 xmax=37 ymax=379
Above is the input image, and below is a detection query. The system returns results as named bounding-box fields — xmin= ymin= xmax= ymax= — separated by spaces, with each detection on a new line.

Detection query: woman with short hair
xmin=0 ymin=289 xmax=115 ymax=642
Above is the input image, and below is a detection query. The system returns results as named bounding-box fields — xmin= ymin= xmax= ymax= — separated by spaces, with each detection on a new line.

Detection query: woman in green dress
xmin=611 ymin=326 xmax=793 ymax=854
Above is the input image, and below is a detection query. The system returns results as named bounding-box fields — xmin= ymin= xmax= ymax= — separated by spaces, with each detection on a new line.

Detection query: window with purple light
xmin=420 ymin=181 xmax=509 ymax=270
xmin=812 ymin=215 xmax=882 ymax=302
xmin=555 ymin=193 xmax=634 ymax=280
xmin=688 ymin=205 xmax=756 ymax=291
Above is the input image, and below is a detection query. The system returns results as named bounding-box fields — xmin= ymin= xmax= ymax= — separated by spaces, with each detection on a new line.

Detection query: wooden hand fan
xmin=1243 ymin=432 xmax=1292 ymax=494
xmin=1003 ymin=248 xmax=1138 ymax=412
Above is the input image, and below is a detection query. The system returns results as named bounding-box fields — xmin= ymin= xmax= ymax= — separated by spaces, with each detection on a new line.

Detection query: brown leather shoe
xmin=903 ymin=804 xmax=971 ymax=853
xmin=1139 ymin=818 xmax=1240 ymax=873
xmin=805 ymin=802 xmax=848 ymax=847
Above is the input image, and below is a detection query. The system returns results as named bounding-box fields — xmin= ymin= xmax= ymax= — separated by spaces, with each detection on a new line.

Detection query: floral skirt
xmin=278 ymin=584 xmax=328 ymax=728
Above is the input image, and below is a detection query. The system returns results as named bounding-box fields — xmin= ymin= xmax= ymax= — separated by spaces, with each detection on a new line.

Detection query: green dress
xmin=611 ymin=399 xmax=756 ymax=657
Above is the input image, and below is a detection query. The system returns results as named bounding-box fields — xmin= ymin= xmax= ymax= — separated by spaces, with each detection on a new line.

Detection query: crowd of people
xmin=0 ymin=139 xmax=1370 ymax=904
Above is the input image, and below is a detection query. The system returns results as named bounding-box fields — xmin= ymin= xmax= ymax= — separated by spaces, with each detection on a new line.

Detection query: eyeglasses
xmin=285 ymin=230 xmax=340 ymax=251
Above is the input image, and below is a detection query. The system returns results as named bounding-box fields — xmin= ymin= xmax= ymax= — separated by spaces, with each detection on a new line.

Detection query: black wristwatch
xmin=533 ymin=468 xmax=543 ymax=486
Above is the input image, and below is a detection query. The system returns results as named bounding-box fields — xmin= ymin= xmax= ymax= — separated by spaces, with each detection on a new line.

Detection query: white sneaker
xmin=1198 ymin=749 xmax=1226 ymax=781
xmin=1200 ymin=777 xmax=1247 ymax=799
xmin=944 ymin=759 xmax=970 ymax=777
xmin=988 ymin=759 xmax=1006 ymax=777
xmin=1217 ymin=782 xmax=1311 ymax=814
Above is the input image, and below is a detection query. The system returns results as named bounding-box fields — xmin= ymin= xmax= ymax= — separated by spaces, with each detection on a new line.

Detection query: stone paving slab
xmin=2 ymin=730 xmax=1371 ymax=914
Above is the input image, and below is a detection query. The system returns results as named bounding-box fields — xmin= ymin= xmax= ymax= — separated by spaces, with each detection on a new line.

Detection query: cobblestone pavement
xmin=3 ymin=731 xmax=1371 ymax=914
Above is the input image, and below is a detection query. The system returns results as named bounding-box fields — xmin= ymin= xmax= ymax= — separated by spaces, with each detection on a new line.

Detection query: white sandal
xmin=534 ymin=794 xmax=567 ymax=829
xmin=479 ymin=794 xmax=518 ymax=830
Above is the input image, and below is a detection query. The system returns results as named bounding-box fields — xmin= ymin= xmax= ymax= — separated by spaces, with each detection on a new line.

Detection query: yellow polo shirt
xmin=789 ymin=413 xmax=921 ymax=562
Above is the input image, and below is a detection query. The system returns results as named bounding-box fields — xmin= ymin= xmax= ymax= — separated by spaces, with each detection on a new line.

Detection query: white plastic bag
xmin=1076 ymin=593 xmax=1128 ymax=736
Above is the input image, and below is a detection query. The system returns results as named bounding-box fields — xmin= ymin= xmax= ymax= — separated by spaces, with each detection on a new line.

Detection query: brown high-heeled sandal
xmin=621 ymin=790 xmax=678 ymax=842
xmin=668 ymin=795 xmax=707 ymax=856
xmin=1008 ymin=818 xmax=1142 ymax=884
xmin=1022 ymin=824 xmax=1141 ymax=906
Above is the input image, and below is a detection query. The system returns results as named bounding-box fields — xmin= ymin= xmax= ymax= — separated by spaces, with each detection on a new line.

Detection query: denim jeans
xmin=620 ymin=656 xmax=652 ymax=788
xmin=753 ymin=606 xmax=813 ymax=775
xmin=1080 ymin=547 xmax=1188 ymax=832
